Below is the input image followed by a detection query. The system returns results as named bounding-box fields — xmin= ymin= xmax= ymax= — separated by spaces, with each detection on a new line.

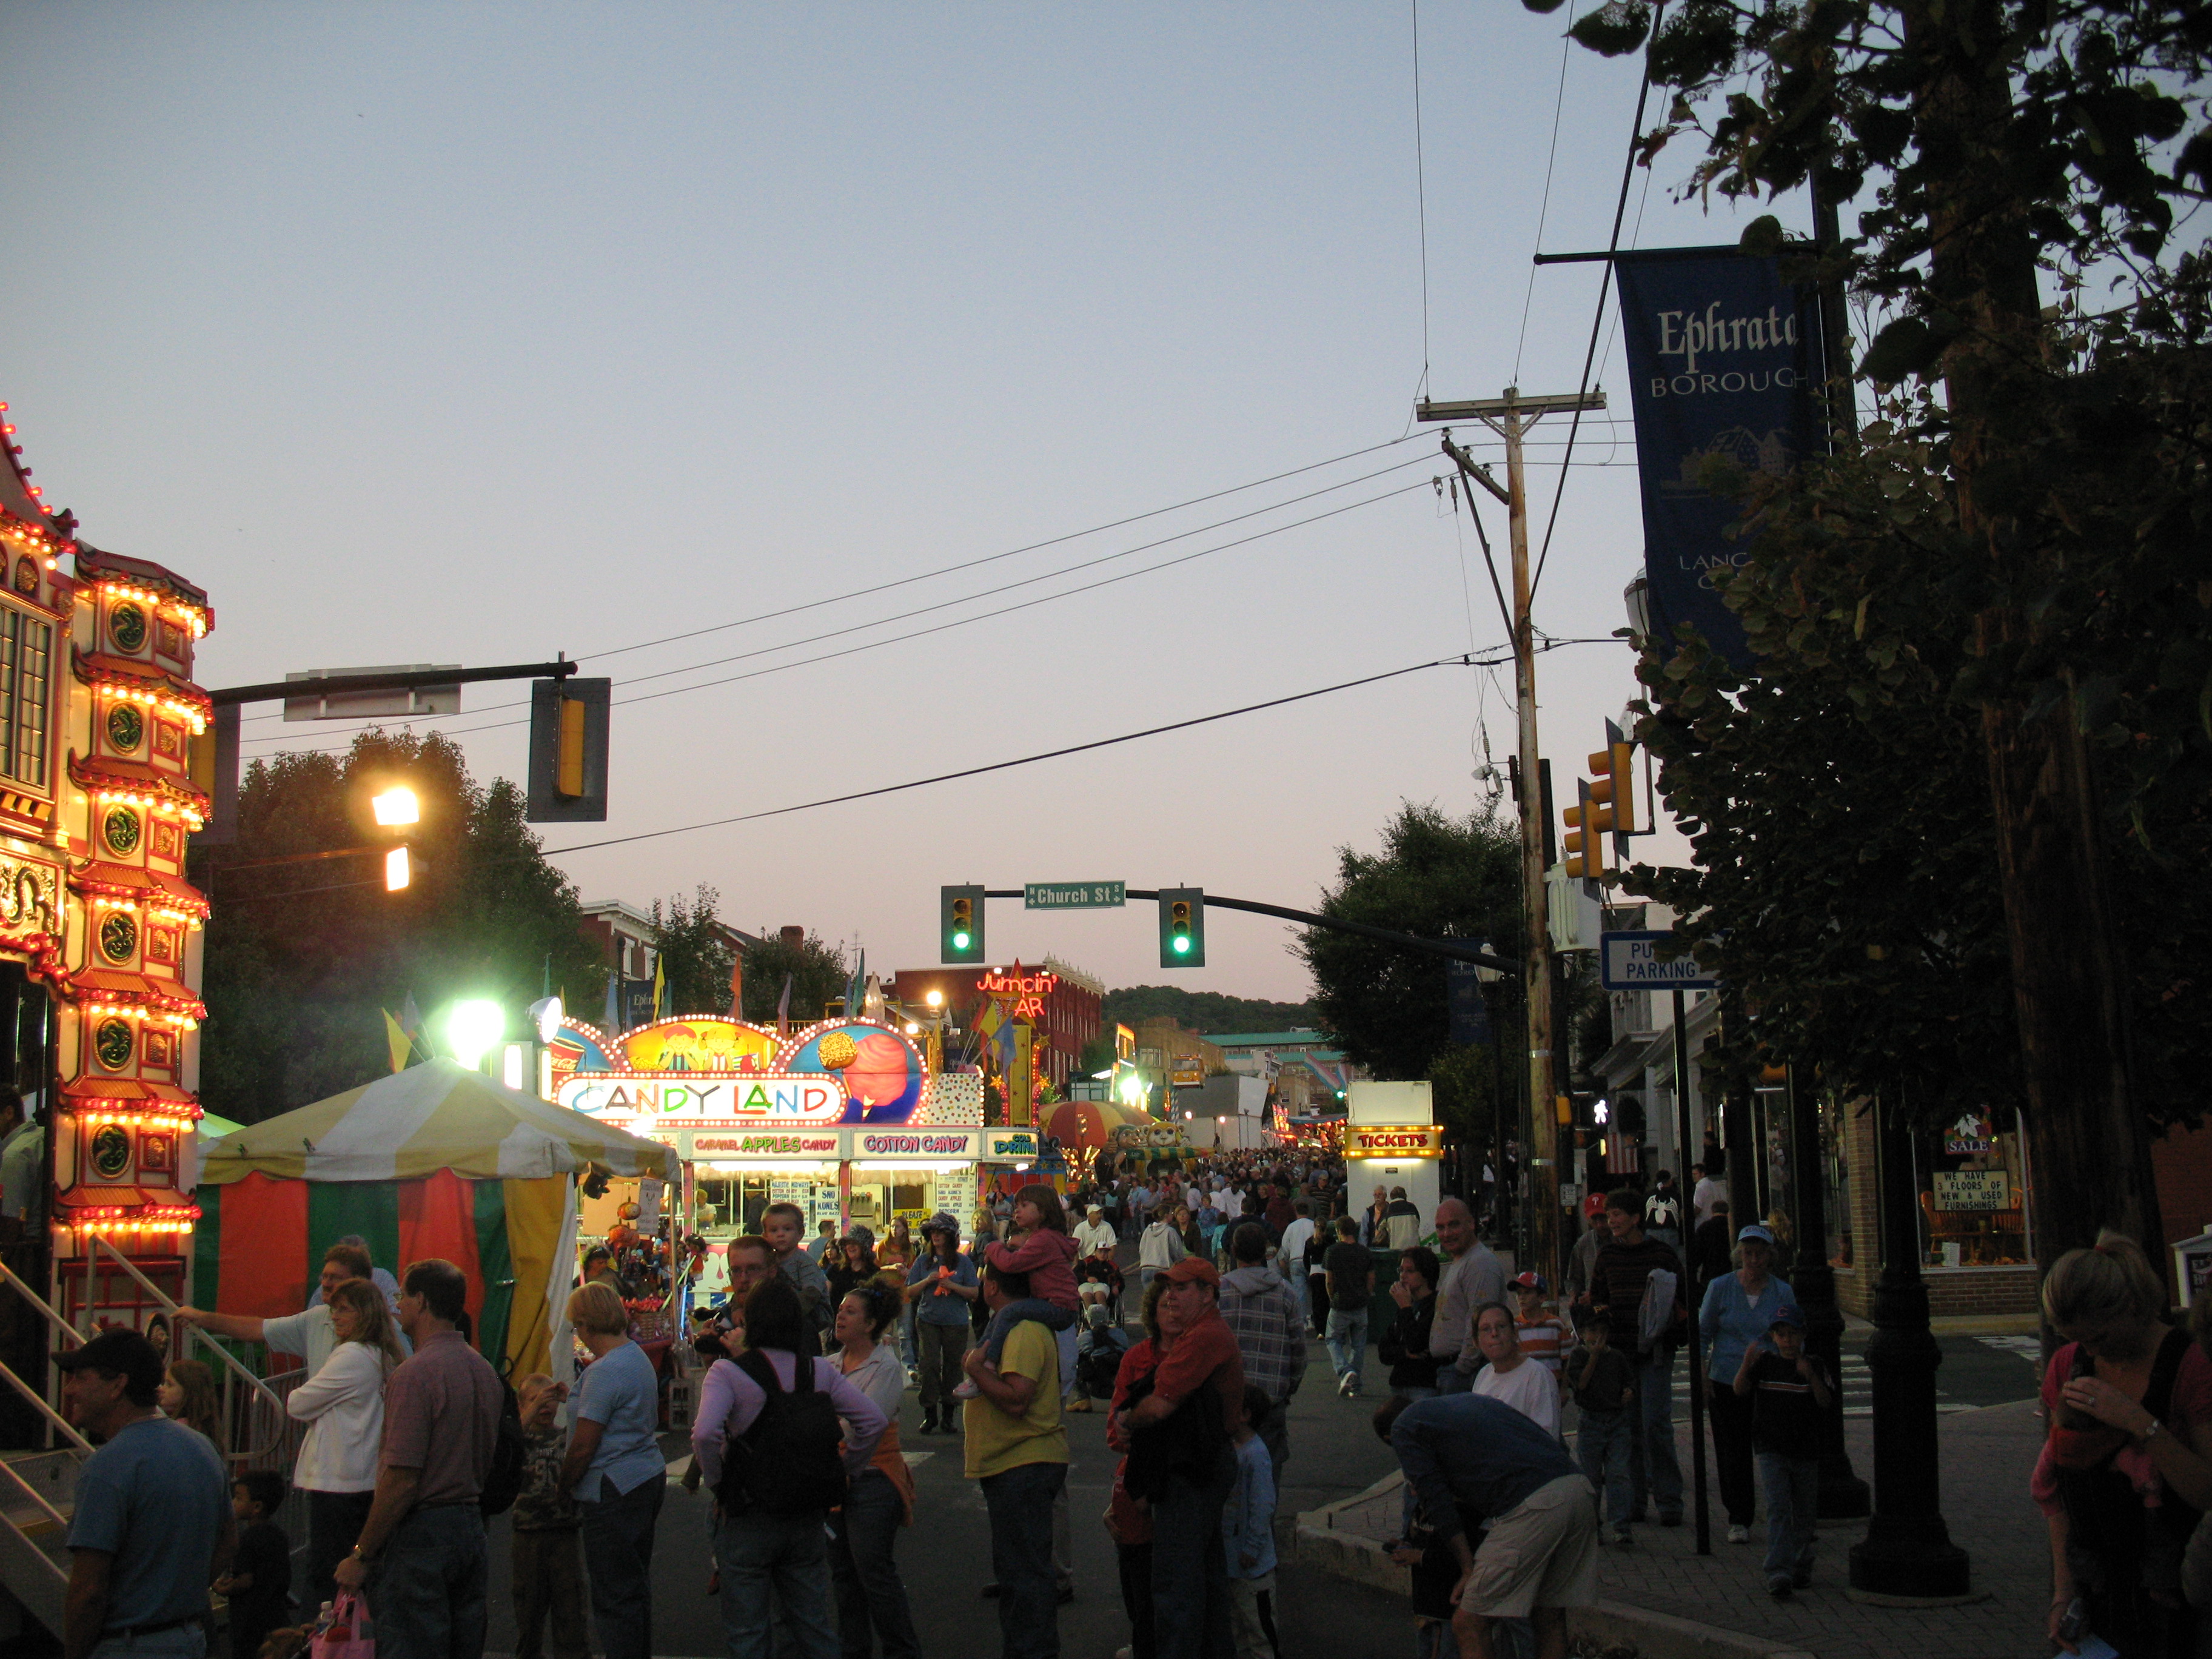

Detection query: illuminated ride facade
xmin=0 ymin=403 xmax=212 ymax=1338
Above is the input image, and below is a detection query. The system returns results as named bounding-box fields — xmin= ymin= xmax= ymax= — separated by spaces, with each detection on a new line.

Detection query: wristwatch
xmin=2139 ymin=1418 xmax=2164 ymax=1445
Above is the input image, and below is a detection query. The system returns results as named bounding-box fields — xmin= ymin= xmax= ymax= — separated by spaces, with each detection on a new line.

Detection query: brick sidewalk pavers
xmin=1321 ymin=1398 xmax=2047 ymax=1659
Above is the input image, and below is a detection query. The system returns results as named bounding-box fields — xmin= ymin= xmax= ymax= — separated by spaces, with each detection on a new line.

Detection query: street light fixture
xmin=447 ymin=999 xmax=506 ymax=1071
xmin=384 ymin=847 xmax=412 ymax=892
xmin=372 ymin=786 xmax=420 ymax=827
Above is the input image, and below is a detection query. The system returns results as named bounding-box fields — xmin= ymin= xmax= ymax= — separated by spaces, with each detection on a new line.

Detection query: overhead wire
xmin=537 ymin=640 xmax=1610 ymax=859
xmin=251 ymin=477 xmax=1440 ymax=755
xmin=238 ymin=452 xmax=1450 ymax=748
xmin=1529 ymin=1 xmax=1666 ymax=600
xmin=1514 ymin=35 xmax=1574 ymax=384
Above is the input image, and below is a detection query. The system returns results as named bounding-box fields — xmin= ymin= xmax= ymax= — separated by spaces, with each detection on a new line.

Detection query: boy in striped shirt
xmin=1511 ymin=1271 xmax=1570 ymax=1402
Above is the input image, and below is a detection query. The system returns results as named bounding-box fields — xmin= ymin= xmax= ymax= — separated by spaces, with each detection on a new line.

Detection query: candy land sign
xmin=552 ymin=1014 xmax=928 ymax=1127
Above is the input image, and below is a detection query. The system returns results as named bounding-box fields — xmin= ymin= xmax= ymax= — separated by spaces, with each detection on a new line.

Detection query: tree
xmin=1098 ymin=987 xmax=1318 ymax=1032
xmin=193 ymin=731 xmax=607 ymax=1121
xmin=649 ymin=886 xmax=737 ymax=1016
xmin=736 ymin=929 xmax=849 ymax=1027
xmin=1535 ymin=0 xmax=2212 ymax=1258
xmin=1296 ymin=803 xmax=1524 ymax=1142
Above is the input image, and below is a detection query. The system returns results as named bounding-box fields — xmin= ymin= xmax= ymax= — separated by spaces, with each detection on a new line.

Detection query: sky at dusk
xmin=2 ymin=4 xmax=1800 ymax=1003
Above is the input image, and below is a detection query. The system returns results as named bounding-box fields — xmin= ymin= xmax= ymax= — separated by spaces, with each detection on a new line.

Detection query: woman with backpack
xmin=694 ymin=1275 xmax=889 ymax=1659
xmin=829 ymin=1278 xmax=920 ymax=1659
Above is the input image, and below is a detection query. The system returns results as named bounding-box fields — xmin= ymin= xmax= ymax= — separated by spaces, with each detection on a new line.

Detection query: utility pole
xmin=1419 ymin=386 xmax=1606 ymax=1285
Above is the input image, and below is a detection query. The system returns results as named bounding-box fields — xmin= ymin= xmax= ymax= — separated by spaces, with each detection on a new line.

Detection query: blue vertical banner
xmin=1447 ymin=961 xmax=1492 ymax=1046
xmin=1614 ymin=250 xmax=1826 ymax=671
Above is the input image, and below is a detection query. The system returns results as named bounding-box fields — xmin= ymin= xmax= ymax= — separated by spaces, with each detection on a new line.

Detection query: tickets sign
xmin=1346 ymin=1125 xmax=1445 ymax=1159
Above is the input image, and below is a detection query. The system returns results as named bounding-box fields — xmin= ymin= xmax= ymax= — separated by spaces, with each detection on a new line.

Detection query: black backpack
xmin=712 ymin=1349 xmax=848 ymax=1517
xmin=479 ymin=1374 xmax=528 ymax=1517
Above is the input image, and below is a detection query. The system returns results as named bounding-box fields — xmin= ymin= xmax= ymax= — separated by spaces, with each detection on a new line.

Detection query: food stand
xmin=551 ymin=1013 xmax=986 ymax=1241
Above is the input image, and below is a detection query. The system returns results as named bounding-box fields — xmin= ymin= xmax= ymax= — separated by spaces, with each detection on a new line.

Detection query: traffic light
xmin=526 ymin=678 xmax=611 ymax=822
xmin=940 ymin=885 xmax=985 ymax=964
xmin=1589 ymin=718 xmax=1638 ymax=853
xmin=1158 ymin=887 xmax=1205 ymax=968
xmin=1563 ymin=780 xmax=1604 ymax=880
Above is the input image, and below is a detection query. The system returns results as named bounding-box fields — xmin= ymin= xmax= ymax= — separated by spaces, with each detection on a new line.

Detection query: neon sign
xmin=977 ymin=966 xmax=1058 ymax=1021
xmin=558 ymin=1074 xmax=845 ymax=1124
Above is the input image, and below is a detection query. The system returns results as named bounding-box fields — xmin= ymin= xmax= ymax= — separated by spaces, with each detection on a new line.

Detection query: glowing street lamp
xmin=372 ymin=786 xmax=420 ymax=827
xmin=384 ymin=847 xmax=412 ymax=891
xmin=447 ymin=999 xmax=506 ymax=1071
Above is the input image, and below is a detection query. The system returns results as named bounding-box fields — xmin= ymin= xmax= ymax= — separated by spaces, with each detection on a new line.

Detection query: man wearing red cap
xmin=1120 ymin=1256 xmax=1245 ymax=1659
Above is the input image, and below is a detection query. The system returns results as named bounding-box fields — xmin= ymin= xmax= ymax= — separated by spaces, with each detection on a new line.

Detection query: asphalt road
xmin=473 ymin=1329 xmax=2036 ymax=1658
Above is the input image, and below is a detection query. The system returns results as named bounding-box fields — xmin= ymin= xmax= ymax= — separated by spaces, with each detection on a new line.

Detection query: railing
xmin=0 ymin=1453 xmax=69 ymax=1531
xmin=87 ymin=1235 xmax=290 ymax=1463
xmin=0 ymin=1256 xmax=95 ymax=1454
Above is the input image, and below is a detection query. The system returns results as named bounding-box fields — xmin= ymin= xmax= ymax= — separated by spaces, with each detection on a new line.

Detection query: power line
xmin=239 ymin=443 xmax=1471 ymax=737
xmin=1529 ymin=1 xmax=1666 ymax=600
xmin=541 ymin=648 xmax=1606 ymax=859
xmin=1515 ymin=35 xmax=1574 ymax=383
xmin=248 ymin=477 xmax=1442 ymax=755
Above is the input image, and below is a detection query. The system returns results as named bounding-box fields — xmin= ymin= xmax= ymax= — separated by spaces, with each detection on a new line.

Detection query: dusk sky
xmin=3 ymin=4 xmax=1798 ymax=1003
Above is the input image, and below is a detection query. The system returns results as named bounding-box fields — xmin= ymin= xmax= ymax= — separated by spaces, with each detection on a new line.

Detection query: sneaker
xmin=951 ymin=1379 xmax=980 ymax=1400
xmin=1792 ymin=1567 xmax=1812 ymax=1590
xmin=1726 ymin=1524 xmax=1749 ymax=1545
xmin=1337 ymin=1373 xmax=1355 ymax=1398
xmin=920 ymin=1411 xmax=938 ymax=1435
xmin=1768 ymin=1574 xmax=1793 ymax=1600
xmin=1607 ymin=1527 xmax=1632 ymax=1547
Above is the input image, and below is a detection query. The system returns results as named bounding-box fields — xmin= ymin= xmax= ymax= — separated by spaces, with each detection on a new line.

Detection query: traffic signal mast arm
xmin=962 ymin=888 xmax=1519 ymax=975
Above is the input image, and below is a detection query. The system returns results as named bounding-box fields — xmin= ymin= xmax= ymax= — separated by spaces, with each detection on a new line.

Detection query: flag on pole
xmin=398 ymin=993 xmax=426 ymax=1057
xmin=843 ymin=949 xmax=865 ymax=1023
xmin=603 ymin=972 xmax=622 ymax=1033
xmin=776 ymin=973 xmax=793 ymax=1037
xmin=651 ymin=951 xmax=666 ymax=1021
xmin=381 ymin=1010 xmax=413 ymax=1074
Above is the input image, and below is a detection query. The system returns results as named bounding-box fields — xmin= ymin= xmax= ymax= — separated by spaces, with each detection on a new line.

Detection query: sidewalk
xmin=1301 ymin=1399 xmax=2046 ymax=1659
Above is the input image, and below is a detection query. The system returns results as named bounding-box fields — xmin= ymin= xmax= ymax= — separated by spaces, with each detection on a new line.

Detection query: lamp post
xmin=1786 ymin=1067 xmax=1871 ymax=1518
xmin=1848 ymin=1090 xmax=1971 ymax=1600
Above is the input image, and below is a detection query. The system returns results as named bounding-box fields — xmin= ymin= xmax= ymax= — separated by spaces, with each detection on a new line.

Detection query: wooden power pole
xmin=1418 ymin=386 xmax=1605 ymax=1285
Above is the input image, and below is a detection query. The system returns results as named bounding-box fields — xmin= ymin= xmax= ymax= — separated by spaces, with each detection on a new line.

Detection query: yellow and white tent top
xmin=199 ymin=1058 xmax=679 ymax=1185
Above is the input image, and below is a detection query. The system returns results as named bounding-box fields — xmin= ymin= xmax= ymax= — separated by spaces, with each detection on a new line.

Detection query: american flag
xmin=1603 ymin=1133 xmax=1641 ymax=1176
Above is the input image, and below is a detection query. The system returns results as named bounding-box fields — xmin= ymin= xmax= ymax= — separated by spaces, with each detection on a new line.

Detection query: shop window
xmin=1914 ymin=1110 xmax=2033 ymax=1268
xmin=0 ymin=605 xmax=51 ymax=790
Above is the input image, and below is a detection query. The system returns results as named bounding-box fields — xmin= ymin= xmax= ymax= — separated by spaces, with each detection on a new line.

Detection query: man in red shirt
xmin=1122 ymin=1257 xmax=1245 ymax=1659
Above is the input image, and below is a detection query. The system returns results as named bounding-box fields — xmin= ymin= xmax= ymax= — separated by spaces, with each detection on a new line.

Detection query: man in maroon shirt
xmin=1122 ymin=1257 xmax=1245 ymax=1659
xmin=335 ymin=1258 xmax=502 ymax=1659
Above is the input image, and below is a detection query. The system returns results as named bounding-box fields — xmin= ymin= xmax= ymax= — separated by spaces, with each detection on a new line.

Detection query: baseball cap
xmin=1161 ymin=1257 xmax=1220 ymax=1287
xmin=1768 ymin=1303 xmax=1806 ymax=1331
xmin=1511 ymin=1270 xmax=1547 ymax=1293
xmin=1737 ymin=1224 xmax=1777 ymax=1246
xmin=55 ymin=1327 xmax=164 ymax=1396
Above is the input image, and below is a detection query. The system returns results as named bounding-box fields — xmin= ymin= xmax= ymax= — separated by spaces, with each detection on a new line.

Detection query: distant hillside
xmin=1102 ymin=985 xmax=1322 ymax=1037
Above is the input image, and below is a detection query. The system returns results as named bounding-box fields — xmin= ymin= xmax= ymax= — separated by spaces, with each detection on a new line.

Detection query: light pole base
xmin=1848 ymin=1521 xmax=1971 ymax=1601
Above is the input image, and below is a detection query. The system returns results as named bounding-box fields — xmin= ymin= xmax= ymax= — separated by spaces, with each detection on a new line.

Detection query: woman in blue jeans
xmin=830 ymin=1279 xmax=922 ymax=1659
xmin=562 ymin=1282 xmax=669 ymax=1659
xmin=694 ymin=1276 xmax=889 ymax=1659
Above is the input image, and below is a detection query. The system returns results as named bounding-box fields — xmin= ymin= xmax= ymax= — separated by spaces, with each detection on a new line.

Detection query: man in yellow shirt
xmin=963 ymin=1261 xmax=1069 ymax=1659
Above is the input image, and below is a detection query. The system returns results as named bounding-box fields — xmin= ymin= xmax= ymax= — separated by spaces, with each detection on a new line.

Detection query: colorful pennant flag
xmin=382 ymin=1010 xmax=413 ymax=1074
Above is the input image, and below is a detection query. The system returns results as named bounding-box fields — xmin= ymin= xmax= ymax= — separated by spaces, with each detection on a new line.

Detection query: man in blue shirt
xmin=60 ymin=1328 xmax=232 ymax=1659
xmin=1381 ymin=1392 xmax=1597 ymax=1659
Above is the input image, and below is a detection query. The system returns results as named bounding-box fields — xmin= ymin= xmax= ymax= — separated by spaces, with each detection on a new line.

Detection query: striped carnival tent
xmin=193 ymin=1059 xmax=677 ymax=1384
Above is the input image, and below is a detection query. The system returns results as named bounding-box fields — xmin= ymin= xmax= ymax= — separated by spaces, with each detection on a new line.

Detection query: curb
xmin=1297 ymin=1477 xmax=1822 ymax=1659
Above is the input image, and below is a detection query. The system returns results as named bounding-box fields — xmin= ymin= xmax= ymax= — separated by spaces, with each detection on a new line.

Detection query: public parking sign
xmin=1600 ymin=930 xmax=1718 ymax=991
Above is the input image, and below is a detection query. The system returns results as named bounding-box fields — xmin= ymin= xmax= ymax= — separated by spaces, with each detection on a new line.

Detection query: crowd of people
xmin=45 ymin=1142 xmax=2212 ymax=1659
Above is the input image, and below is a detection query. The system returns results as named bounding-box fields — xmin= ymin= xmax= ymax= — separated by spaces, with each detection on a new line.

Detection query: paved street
xmin=471 ymin=1322 xmax=2042 ymax=1659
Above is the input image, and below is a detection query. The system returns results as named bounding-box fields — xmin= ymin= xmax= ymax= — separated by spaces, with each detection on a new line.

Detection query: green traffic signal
xmin=1158 ymin=887 xmax=1205 ymax=968
xmin=940 ymin=885 xmax=985 ymax=964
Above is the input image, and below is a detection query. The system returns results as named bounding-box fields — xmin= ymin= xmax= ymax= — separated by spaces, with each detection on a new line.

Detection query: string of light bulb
xmin=95 ymin=580 xmax=210 ymax=639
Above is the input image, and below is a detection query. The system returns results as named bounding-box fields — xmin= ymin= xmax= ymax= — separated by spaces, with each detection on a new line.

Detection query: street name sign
xmin=1025 ymin=882 xmax=1125 ymax=909
xmin=1600 ymin=930 xmax=1719 ymax=991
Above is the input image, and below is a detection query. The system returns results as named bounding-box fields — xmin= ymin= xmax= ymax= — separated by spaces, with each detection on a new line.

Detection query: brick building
xmin=887 ymin=957 xmax=1102 ymax=1088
